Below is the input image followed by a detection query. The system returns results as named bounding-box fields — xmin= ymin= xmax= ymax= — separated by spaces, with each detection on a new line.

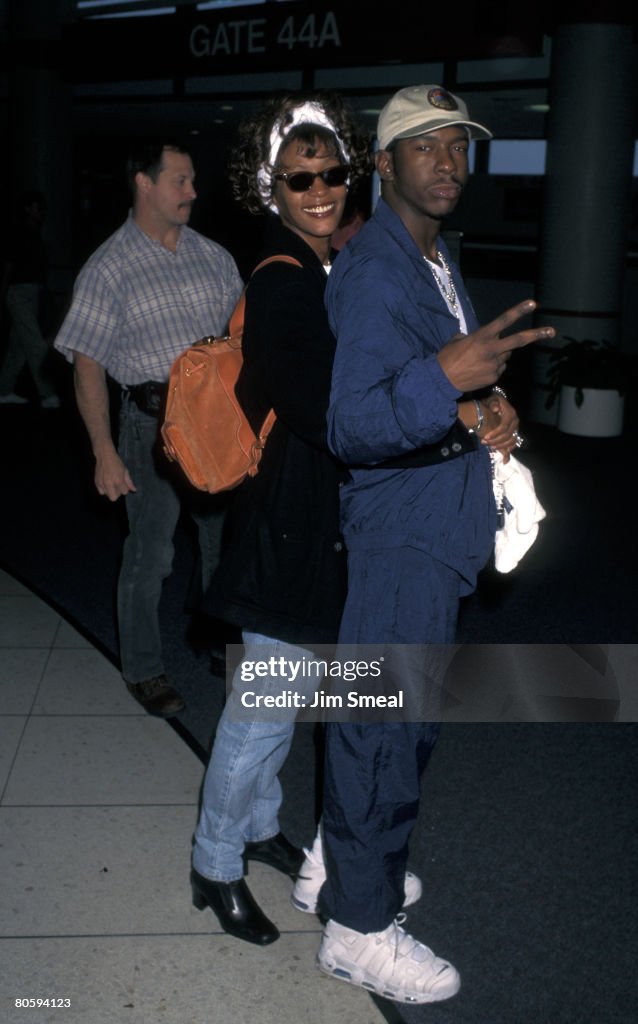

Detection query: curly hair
xmin=228 ymin=91 xmax=371 ymax=215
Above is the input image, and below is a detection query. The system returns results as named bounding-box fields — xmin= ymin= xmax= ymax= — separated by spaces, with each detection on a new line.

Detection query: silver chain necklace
xmin=424 ymin=249 xmax=459 ymax=317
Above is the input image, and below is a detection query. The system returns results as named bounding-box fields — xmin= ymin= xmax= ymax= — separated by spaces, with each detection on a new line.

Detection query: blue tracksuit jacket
xmin=326 ymin=197 xmax=497 ymax=603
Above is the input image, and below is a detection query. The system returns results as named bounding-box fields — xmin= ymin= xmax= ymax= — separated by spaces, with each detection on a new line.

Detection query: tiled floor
xmin=0 ymin=570 xmax=386 ymax=1024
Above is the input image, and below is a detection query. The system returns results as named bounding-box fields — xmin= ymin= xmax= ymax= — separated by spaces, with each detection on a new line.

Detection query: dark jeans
xmin=117 ymin=396 xmax=225 ymax=683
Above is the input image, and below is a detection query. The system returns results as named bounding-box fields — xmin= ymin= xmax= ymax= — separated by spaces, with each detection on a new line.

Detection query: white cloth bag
xmin=491 ymin=452 xmax=546 ymax=573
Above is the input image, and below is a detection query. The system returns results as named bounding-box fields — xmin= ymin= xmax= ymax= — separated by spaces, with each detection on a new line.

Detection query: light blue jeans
xmin=192 ymin=631 xmax=317 ymax=882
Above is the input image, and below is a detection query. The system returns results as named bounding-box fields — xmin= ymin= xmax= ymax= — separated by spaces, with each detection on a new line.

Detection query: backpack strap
xmin=253 ymin=254 xmax=303 ymax=274
xmin=255 ymin=407 xmax=277 ymax=450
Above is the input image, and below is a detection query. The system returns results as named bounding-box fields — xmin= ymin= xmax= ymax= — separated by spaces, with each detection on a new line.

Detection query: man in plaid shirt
xmin=55 ymin=142 xmax=242 ymax=716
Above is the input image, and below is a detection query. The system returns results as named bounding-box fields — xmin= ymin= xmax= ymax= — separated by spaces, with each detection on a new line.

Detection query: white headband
xmin=256 ymin=101 xmax=349 ymax=212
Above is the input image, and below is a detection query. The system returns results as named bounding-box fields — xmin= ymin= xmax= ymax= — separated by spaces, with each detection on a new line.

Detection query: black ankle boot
xmin=191 ymin=870 xmax=279 ymax=946
xmin=244 ymin=832 xmax=304 ymax=878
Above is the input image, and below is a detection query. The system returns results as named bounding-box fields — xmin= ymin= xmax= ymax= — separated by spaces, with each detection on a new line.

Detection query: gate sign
xmin=189 ymin=10 xmax=341 ymax=61
xmin=62 ymin=3 xmax=542 ymax=81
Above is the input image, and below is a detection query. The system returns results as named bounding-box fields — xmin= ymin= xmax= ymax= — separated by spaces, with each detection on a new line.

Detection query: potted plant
xmin=545 ymin=337 xmax=633 ymax=437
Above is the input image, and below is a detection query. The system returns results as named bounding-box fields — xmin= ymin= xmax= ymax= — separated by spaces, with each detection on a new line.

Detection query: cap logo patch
xmin=427 ymin=87 xmax=458 ymax=112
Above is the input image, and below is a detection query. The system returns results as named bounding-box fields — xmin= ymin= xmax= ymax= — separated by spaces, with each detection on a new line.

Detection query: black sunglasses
xmin=273 ymin=166 xmax=350 ymax=193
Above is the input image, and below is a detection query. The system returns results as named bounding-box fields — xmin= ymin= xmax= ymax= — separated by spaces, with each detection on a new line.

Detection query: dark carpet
xmin=1 ymin=393 xmax=636 ymax=1024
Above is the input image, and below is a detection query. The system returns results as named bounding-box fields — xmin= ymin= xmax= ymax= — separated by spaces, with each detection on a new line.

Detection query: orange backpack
xmin=161 ymin=255 xmax=301 ymax=493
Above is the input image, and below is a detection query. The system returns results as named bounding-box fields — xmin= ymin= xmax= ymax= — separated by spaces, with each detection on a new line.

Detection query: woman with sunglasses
xmin=190 ymin=93 xmax=370 ymax=946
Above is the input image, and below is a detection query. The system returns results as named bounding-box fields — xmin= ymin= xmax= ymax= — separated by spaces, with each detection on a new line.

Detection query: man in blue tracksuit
xmin=315 ymin=85 xmax=555 ymax=1004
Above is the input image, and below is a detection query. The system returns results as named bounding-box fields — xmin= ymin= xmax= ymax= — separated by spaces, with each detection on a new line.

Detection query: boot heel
xmin=190 ymin=869 xmax=279 ymax=945
xmin=192 ymin=885 xmax=207 ymax=911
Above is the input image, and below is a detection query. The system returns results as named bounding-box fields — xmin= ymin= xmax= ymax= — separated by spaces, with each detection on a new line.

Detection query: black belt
xmin=123 ymin=380 xmax=167 ymax=417
xmin=372 ymin=420 xmax=478 ymax=470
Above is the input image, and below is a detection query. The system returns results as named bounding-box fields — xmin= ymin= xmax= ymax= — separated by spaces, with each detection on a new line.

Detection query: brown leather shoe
xmin=126 ymin=675 xmax=185 ymax=717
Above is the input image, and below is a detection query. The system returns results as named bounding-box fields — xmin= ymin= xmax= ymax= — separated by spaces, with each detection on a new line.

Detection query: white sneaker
xmin=291 ymin=841 xmax=422 ymax=914
xmin=317 ymin=916 xmax=460 ymax=1004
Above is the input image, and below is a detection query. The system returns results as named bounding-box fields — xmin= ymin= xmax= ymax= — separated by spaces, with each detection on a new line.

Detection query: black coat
xmin=203 ymin=218 xmax=347 ymax=645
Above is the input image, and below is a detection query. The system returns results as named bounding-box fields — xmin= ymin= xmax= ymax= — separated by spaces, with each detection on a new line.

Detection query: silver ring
xmin=512 ymin=431 xmax=524 ymax=448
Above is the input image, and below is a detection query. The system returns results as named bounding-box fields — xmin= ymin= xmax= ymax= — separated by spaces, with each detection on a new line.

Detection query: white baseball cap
xmin=377 ymin=85 xmax=492 ymax=149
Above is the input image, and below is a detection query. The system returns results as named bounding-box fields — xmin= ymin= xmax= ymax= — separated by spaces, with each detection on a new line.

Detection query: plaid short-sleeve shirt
xmin=55 ymin=214 xmax=243 ymax=384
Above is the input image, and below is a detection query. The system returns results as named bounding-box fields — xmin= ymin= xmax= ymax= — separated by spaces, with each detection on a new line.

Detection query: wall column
xmin=7 ymin=0 xmax=75 ymax=287
xmin=530 ymin=22 xmax=636 ymax=423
